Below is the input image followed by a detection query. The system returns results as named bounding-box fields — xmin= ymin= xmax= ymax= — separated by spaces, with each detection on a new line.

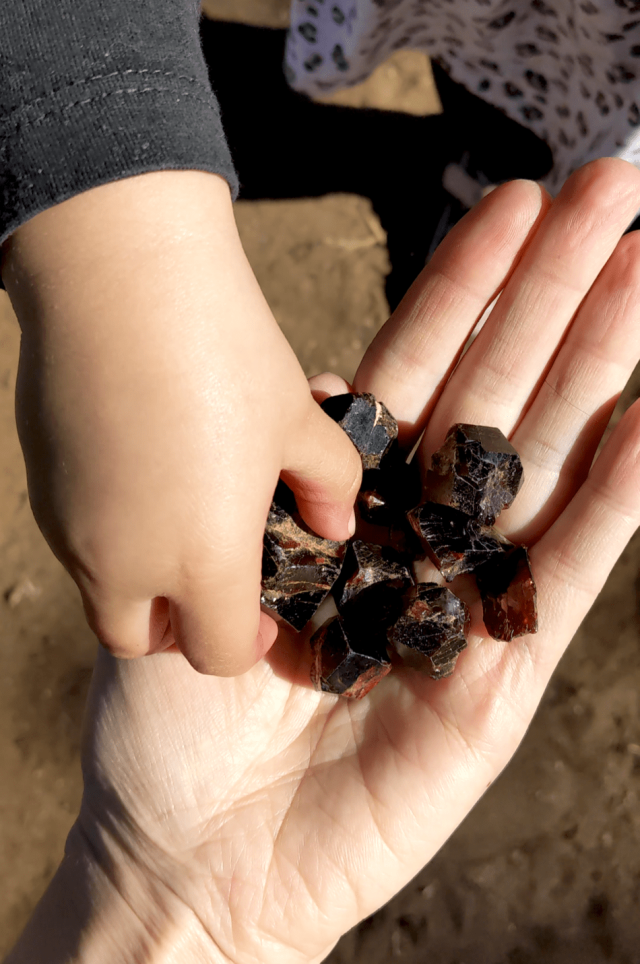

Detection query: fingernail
xmin=348 ymin=508 xmax=357 ymax=537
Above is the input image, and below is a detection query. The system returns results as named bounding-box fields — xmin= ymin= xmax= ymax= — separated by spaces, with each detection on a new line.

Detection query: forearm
xmin=0 ymin=0 xmax=237 ymax=259
xmin=4 ymin=823 xmax=224 ymax=964
xmin=1 ymin=169 xmax=244 ymax=321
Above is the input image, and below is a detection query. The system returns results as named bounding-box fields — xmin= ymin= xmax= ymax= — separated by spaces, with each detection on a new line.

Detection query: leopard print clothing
xmin=284 ymin=0 xmax=640 ymax=191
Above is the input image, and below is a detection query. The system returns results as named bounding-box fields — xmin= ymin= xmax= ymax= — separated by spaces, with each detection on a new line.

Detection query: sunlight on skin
xmin=3 ymin=170 xmax=361 ymax=682
xmin=9 ymin=159 xmax=640 ymax=964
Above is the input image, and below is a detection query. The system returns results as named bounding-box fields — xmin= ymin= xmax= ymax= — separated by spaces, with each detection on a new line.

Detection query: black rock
xmin=425 ymin=423 xmax=523 ymax=526
xmin=334 ymin=540 xmax=414 ymax=628
xmin=423 ymin=633 xmax=469 ymax=679
xmin=407 ymin=502 xmax=508 ymax=581
xmin=321 ymin=392 xmax=398 ymax=470
xmin=476 ymin=545 xmax=538 ymax=641
xmin=310 ymin=615 xmax=391 ymax=699
xmin=357 ymin=487 xmax=388 ymax=523
xmin=357 ymin=449 xmax=422 ymax=526
xmin=261 ymin=498 xmax=347 ymax=631
xmin=388 ymin=583 xmax=469 ymax=679
xmin=388 ymin=583 xmax=470 ymax=655
xmin=260 ymin=407 xmax=535 ymax=698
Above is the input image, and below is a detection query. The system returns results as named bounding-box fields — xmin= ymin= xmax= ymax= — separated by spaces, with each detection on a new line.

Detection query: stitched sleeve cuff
xmin=0 ymin=68 xmax=238 ymax=250
xmin=0 ymin=1 xmax=239 ymax=276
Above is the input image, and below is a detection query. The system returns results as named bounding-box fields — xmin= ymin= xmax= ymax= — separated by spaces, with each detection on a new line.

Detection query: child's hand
xmin=0 ymin=171 xmax=361 ymax=675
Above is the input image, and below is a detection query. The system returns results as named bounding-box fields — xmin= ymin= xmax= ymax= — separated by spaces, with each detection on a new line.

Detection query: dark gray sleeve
xmin=0 ymin=0 xmax=238 ymax=251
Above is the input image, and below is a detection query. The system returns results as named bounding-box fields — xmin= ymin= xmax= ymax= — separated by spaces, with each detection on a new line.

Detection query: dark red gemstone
xmin=424 ymin=423 xmax=523 ymax=526
xmin=407 ymin=502 xmax=508 ymax=581
xmin=261 ymin=486 xmax=347 ymax=631
xmin=334 ymin=540 xmax=413 ymax=628
xmin=356 ymin=452 xmax=422 ymax=526
xmin=310 ymin=616 xmax=391 ymax=699
xmin=321 ymin=392 xmax=398 ymax=470
xmin=476 ymin=545 xmax=538 ymax=641
xmin=388 ymin=583 xmax=470 ymax=679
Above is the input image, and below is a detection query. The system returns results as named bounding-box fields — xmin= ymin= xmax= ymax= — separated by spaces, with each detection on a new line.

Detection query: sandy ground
xmin=3 ymin=2 xmax=640 ymax=961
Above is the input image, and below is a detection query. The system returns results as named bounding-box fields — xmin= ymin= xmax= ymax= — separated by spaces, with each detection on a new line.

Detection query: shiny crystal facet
xmin=388 ymin=583 xmax=470 ymax=679
xmin=476 ymin=545 xmax=538 ymax=641
xmin=310 ymin=616 xmax=391 ymax=698
xmin=407 ymin=502 xmax=508 ymax=581
xmin=261 ymin=489 xmax=347 ymax=631
xmin=424 ymin=423 xmax=523 ymax=526
xmin=321 ymin=392 xmax=398 ymax=470
xmin=334 ymin=540 xmax=413 ymax=628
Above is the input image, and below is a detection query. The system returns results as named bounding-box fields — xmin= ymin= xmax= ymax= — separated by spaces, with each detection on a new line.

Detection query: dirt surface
xmin=202 ymin=0 xmax=442 ymax=116
xmin=3 ymin=3 xmax=640 ymax=961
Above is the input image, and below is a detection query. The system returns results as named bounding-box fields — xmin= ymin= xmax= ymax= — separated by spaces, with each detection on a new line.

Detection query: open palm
xmin=76 ymin=159 xmax=640 ymax=964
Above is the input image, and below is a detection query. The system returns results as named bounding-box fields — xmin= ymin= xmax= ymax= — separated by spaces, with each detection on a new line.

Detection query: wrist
xmin=0 ymin=170 xmax=245 ymax=334
xmin=0 ymin=167 xmax=281 ymax=410
xmin=5 ymin=821 xmax=230 ymax=964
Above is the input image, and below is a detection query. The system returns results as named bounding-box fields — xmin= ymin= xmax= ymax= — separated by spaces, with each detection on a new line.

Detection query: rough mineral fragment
xmin=261 ymin=499 xmax=347 ymax=631
xmin=388 ymin=583 xmax=470 ymax=655
xmin=425 ymin=424 xmax=523 ymax=526
xmin=388 ymin=583 xmax=469 ymax=679
xmin=310 ymin=615 xmax=391 ymax=699
xmin=261 ymin=405 xmax=535 ymax=698
xmin=423 ymin=633 xmax=469 ymax=679
xmin=321 ymin=392 xmax=398 ymax=470
xmin=334 ymin=540 xmax=413 ymax=628
xmin=387 ymin=520 xmax=425 ymax=559
xmin=408 ymin=502 xmax=508 ymax=581
xmin=357 ymin=487 xmax=387 ymax=522
xmin=476 ymin=545 xmax=538 ymax=641
xmin=357 ymin=453 xmax=422 ymax=526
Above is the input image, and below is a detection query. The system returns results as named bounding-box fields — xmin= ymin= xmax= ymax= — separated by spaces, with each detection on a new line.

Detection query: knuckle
xmin=88 ymin=613 xmax=143 ymax=658
xmin=98 ymin=638 xmax=140 ymax=659
xmin=572 ymin=158 xmax=640 ymax=216
xmin=182 ymin=641 xmax=257 ymax=677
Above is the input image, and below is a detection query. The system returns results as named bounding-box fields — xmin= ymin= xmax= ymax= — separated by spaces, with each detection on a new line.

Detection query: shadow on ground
xmin=201 ymin=20 xmax=552 ymax=309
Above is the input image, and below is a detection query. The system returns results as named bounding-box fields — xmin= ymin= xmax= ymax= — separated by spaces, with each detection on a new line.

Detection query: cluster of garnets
xmin=261 ymin=393 xmax=537 ymax=700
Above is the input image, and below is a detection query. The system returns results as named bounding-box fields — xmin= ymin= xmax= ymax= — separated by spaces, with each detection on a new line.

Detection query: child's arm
xmin=2 ymin=169 xmax=361 ymax=675
xmin=0 ymin=2 xmax=361 ymax=674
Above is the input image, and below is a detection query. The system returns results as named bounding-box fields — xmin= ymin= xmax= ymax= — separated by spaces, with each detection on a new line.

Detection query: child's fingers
xmin=167 ymin=391 xmax=361 ymax=675
xmin=503 ymin=229 xmax=640 ymax=544
xmin=81 ymin=593 xmax=178 ymax=658
xmin=353 ymin=179 xmax=548 ymax=444
xmin=74 ymin=471 xmax=282 ymax=675
xmin=68 ymin=382 xmax=360 ymax=677
xmin=167 ymin=502 xmax=280 ymax=676
xmin=81 ymin=550 xmax=277 ymax=677
xmin=172 ymin=596 xmax=278 ymax=676
xmin=308 ymin=372 xmax=352 ymax=401
xmin=528 ymin=398 xmax=640 ymax=684
xmin=171 ymin=389 xmax=362 ymax=675
xmin=423 ymin=158 xmax=640 ymax=458
xmin=80 ymin=594 xmax=160 ymax=659
xmin=281 ymin=394 xmax=362 ymax=541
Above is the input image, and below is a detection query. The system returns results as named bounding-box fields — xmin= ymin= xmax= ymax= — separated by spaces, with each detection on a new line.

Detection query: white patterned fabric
xmin=284 ymin=0 xmax=640 ymax=191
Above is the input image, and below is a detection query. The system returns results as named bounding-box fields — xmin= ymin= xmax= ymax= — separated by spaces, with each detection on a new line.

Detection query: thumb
xmin=281 ymin=393 xmax=362 ymax=542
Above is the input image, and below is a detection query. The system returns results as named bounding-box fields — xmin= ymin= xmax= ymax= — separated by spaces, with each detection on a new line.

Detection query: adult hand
xmin=1 ymin=171 xmax=361 ymax=677
xmin=8 ymin=159 xmax=640 ymax=964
